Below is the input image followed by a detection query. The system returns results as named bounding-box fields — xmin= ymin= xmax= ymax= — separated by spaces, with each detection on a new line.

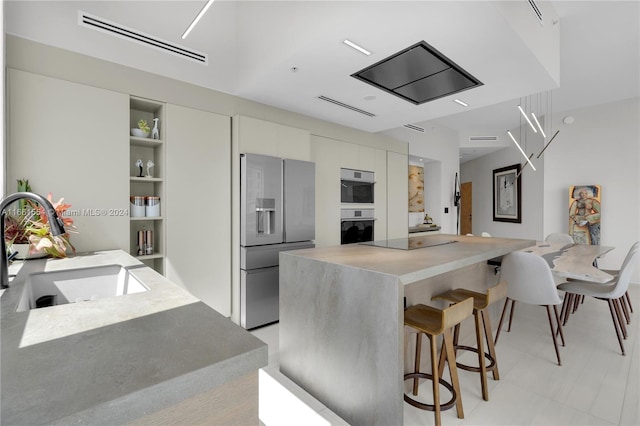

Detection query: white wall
xmin=462 ymin=98 xmax=640 ymax=283
xmin=461 ymin=123 xmax=544 ymax=239
xmin=544 ymin=98 xmax=639 ymax=281
xmin=384 ymin=124 xmax=459 ymax=234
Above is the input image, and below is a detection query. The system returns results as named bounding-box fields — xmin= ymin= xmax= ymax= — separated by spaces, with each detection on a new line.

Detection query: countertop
xmin=408 ymin=224 xmax=441 ymax=233
xmin=1 ymin=250 xmax=267 ymax=425
xmin=284 ymin=233 xmax=536 ymax=284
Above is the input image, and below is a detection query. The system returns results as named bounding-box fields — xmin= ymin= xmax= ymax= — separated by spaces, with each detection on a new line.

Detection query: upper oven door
xmin=340 ymin=168 xmax=375 ymax=204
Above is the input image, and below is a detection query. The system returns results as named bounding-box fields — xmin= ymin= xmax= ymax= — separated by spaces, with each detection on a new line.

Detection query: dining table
xmin=521 ymin=242 xmax=615 ymax=283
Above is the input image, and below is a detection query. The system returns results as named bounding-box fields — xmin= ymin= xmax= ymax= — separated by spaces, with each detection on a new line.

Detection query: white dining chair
xmin=545 ymin=233 xmax=574 ymax=244
xmin=598 ymin=241 xmax=639 ymax=319
xmin=558 ymin=242 xmax=639 ymax=356
xmin=494 ymin=251 xmax=566 ymax=365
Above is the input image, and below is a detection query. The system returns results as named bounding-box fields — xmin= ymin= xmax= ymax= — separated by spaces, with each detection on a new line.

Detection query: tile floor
xmin=252 ymin=285 xmax=639 ymax=426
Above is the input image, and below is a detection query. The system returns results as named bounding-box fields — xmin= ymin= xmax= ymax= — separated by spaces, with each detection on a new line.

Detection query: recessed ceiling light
xmin=453 ymin=99 xmax=468 ymax=107
xmin=182 ymin=0 xmax=215 ymax=39
xmin=343 ymin=39 xmax=371 ymax=56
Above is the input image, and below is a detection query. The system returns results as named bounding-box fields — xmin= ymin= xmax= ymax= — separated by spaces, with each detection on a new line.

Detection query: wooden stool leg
xmin=473 ymin=310 xmax=489 ymax=401
xmin=430 ymin=334 xmax=441 ymax=426
xmin=495 ymin=298 xmax=510 ymax=344
xmin=438 ymin=337 xmax=446 ymax=378
xmin=507 ymin=300 xmax=517 ymax=332
xmin=481 ymin=309 xmax=500 ymax=381
xmin=413 ymin=332 xmax=423 ymax=395
xmin=440 ymin=324 xmax=459 ymax=377
xmin=443 ymin=328 xmax=464 ymax=419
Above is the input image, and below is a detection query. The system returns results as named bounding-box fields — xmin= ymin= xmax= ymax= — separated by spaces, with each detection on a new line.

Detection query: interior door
xmin=461 ymin=182 xmax=473 ymax=235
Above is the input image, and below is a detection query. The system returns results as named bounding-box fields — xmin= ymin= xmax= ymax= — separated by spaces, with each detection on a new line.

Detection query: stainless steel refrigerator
xmin=240 ymin=153 xmax=315 ymax=329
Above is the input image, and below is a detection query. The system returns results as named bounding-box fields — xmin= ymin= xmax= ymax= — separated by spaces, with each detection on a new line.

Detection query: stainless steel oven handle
xmin=341 ymin=218 xmax=376 ymax=222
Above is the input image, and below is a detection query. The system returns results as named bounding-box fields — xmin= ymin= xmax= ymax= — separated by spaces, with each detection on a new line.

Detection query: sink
xmin=16 ymin=264 xmax=148 ymax=312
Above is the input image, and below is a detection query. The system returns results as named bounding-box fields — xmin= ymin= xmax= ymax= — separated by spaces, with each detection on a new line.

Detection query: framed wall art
xmin=568 ymin=184 xmax=601 ymax=245
xmin=408 ymin=165 xmax=424 ymax=212
xmin=493 ymin=163 xmax=521 ymax=223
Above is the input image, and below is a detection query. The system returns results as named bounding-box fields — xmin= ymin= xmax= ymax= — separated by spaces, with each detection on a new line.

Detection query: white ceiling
xmin=5 ymin=1 xmax=639 ymax=162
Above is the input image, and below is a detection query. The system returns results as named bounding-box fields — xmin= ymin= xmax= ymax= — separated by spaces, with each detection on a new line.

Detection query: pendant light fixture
xmin=507 ymin=130 xmax=537 ymax=171
xmin=518 ymin=105 xmax=537 ymax=133
xmin=531 ymin=112 xmax=546 ymax=138
xmin=182 ymin=0 xmax=215 ymax=39
xmin=509 ymin=91 xmax=561 ymax=176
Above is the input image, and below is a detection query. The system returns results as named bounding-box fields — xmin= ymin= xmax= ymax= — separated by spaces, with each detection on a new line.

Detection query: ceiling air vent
xmin=404 ymin=124 xmax=425 ymax=133
xmin=317 ymin=96 xmax=375 ymax=117
xmin=528 ymin=0 xmax=544 ymax=26
xmin=469 ymin=136 xmax=499 ymax=142
xmin=78 ymin=11 xmax=208 ymax=64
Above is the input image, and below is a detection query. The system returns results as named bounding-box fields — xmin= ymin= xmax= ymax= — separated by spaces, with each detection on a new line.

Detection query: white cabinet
xmin=386 ymin=151 xmax=409 ymax=239
xmin=7 ymin=68 xmax=129 ymax=253
xmin=233 ymin=115 xmax=310 ymax=160
xmin=129 ymin=97 xmax=165 ymax=274
xmin=311 ymin=136 xmax=342 ymax=247
xmin=166 ymin=104 xmax=231 ymax=316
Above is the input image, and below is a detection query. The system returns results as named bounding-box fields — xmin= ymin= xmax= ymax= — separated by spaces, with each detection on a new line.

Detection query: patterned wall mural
xmin=408 ymin=165 xmax=424 ymax=212
xmin=569 ymin=184 xmax=601 ymax=245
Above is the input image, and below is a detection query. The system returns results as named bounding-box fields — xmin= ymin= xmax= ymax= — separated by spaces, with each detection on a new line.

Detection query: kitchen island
xmin=1 ymin=250 xmax=267 ymax=425
xmin=279 ymin=234 xmax=535 ymax=426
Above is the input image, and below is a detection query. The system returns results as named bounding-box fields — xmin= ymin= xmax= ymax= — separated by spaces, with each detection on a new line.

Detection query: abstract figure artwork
xmin=569 ymin=185 xmax=601 ymax=245
xmin=408 ymin=165 xmax=424 ymax=212
xmin=493 ymin=164 xmax=521 ymax=223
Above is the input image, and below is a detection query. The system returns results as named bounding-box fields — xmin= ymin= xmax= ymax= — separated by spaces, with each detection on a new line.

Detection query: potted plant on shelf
xmin=131 ymin=119 xmax=151 ymax=138
xmin=4 ymin=179 xmax=77 ymax=259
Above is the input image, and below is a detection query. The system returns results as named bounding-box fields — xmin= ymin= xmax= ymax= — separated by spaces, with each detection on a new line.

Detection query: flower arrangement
xmin=4 ymin=179 xmax=77 ymax=258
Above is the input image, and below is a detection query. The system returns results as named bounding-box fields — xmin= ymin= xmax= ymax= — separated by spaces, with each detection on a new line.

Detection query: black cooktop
xmin=360 ymin=237 xmax=457 ymax=251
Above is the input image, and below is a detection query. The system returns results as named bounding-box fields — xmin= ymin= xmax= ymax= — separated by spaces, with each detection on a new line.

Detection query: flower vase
xmin=9 ymin=243 xmax=48 ymax=260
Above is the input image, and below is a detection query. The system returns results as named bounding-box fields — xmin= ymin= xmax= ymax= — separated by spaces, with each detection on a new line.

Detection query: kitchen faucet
xmin=1 ymin=192 xmax=66 ymax=289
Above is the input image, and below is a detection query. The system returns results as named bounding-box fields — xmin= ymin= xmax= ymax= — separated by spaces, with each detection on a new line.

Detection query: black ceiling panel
xmin=351 ymin=41 xmax=482 ymax=105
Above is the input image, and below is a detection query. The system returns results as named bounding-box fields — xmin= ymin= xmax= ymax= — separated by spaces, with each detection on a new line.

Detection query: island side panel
xmin=279 ymin=253 xmax=404 ymax=426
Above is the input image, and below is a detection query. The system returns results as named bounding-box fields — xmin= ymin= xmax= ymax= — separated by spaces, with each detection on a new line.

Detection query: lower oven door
xmin=341 ymin=218 xmax=375 ymax=244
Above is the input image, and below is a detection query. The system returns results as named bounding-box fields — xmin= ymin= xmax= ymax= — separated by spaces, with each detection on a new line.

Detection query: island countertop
xmin=1 ymin=250 xmax=267 ymax=425
xmin=283 ymin=233 xmax=535 ymax=284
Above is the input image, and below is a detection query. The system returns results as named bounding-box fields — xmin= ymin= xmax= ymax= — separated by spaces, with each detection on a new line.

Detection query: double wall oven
xmin=340 ymin=168 xmax=375 ymax=244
